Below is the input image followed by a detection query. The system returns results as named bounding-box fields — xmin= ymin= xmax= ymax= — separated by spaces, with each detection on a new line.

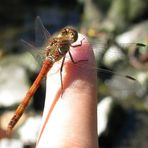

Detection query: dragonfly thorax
xmin=46 ymin=41 xmax=70 ymax=63
xmin=45 ymin=27 xmax=78 ymax=63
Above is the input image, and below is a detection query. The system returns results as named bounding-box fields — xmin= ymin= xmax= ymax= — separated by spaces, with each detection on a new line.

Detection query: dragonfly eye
xmin=73 ymin=32 xmax=78 ymax=42
xmin=69 ymin=29 xmax=78 ymax=43
xmin=58 ymin=44 xmax=69 ymax=55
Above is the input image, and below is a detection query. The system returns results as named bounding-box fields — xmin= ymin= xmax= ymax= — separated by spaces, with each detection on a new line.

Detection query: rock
xmin=0 ymin=64 xmax=29 ymax=107
xmin=103 ymin=21 xmax=148 ymax=67
xmin=97 ymin=96 xmax=113 ymax=135
xmin=0 ymin=138 xmax=23 ymax=148
xmin=128 ymin=43 xmax=148 ymax=69
xmin=0 ymin=52 xmax=39 ymax=107
xmin=98 ymin=97 xmax=128 ymax=147
xmin=136 ymin=71 xmax=148 ymax=98
xmin=18 ymin=115 xmax=41 ymax=143
xmin=116 ymin=21 xmax=148 ymax=44
xmin=103 ymin=45 xmax=125 ymax=67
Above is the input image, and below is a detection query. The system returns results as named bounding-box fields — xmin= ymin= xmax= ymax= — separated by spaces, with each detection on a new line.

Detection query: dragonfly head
xmin=58 ymin=27 xmax=78 ymax=44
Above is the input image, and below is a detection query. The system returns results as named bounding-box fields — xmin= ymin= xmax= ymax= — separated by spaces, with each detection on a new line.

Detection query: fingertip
xmin=38 ymin=32 xmax=98 ymax=147
xmin=46 ymin=32 xmax=96 ymax=100
xmin=70 ymin=33 xmax=95 ymax=65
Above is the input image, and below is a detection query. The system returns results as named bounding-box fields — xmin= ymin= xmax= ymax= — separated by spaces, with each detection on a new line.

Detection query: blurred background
xmin=0 ymin=0 xmax=148 ymax=147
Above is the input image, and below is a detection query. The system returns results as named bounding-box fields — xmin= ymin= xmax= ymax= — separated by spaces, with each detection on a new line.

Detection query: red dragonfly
xmin=7 ymin=17 xmax=84 ymax=133
xmin=7 ymin=17 xmax=145 ymax=134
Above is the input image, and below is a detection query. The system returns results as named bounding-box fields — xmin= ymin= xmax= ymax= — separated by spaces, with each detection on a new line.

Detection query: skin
xmin=36 ymin=34 xmax=98 ymax=148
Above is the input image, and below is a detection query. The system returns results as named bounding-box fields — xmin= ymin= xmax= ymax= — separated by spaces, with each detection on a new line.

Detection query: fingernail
xmin=70 ymin=33 xmax=93 ymax=63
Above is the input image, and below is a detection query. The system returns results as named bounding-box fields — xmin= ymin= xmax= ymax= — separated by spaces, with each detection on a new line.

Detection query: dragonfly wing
xmin=71 ymin=61 xmax=141 ymax=98
xmin=20 ymin=39 xmax=46 ymax=66
xmin=86 ymin=41 xmax=147 ymax=68
xmin=64 ymin=55 xmax=141 ymax=96
xmin=104 ymin=74 xmax=142 ymax=98
xmin=35 ymin=16 xmax=51 ymax=47
xmin=70 ymin=41 xmax=147 ymax=66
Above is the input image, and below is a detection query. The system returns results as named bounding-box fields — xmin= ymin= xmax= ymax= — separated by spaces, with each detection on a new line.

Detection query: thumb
xmin=37 ymin=33 xmax=98 ymax=148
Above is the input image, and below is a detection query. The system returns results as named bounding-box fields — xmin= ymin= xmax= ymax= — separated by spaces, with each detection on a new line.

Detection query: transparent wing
xmin=20 ymin=39 xmax=46 ymax=66
xmin=104 ymin=73 xmax=142 ymax=98
xmin=65 ymin=42 xmax=146 ymax=95
xmin=71 ymin=39 xmax=147 ymax=68
xmin=65 ymin=60 xmax=142 ymax=97
xmin=90 ymin=41 xmax=147 ymax=60
xmin=20 ymin=17 xmax=51 ymax=66
xmin=35 ymin=16 xmax=51 ymax=47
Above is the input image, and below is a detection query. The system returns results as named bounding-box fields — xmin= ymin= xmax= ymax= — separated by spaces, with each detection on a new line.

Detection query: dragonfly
xmin=7 ymin=17 xmax=85 ymax=134
xmin=7 ymin=17 xmax=147 ymax=134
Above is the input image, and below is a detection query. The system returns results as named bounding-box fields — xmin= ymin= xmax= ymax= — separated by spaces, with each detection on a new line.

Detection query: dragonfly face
xmin=58 ymin=26 xmax=78 ymax=44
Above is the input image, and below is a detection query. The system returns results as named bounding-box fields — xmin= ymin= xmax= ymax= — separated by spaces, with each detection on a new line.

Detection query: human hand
xmin=36 ymin=34 xmax=98 ymax=148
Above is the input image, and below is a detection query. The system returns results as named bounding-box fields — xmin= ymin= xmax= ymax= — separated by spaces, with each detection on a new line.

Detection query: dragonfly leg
xmin=60 ymin=56 xmax=66 ymax=97
xmin=70 ymin=38 xmax=85 ymax=48
xmin=68 ymin=51 xmax=88 ymax=64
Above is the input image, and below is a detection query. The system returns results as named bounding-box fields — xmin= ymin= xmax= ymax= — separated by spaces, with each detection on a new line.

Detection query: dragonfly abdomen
xmin=7 ymin=60 xmax=53 ymax=133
